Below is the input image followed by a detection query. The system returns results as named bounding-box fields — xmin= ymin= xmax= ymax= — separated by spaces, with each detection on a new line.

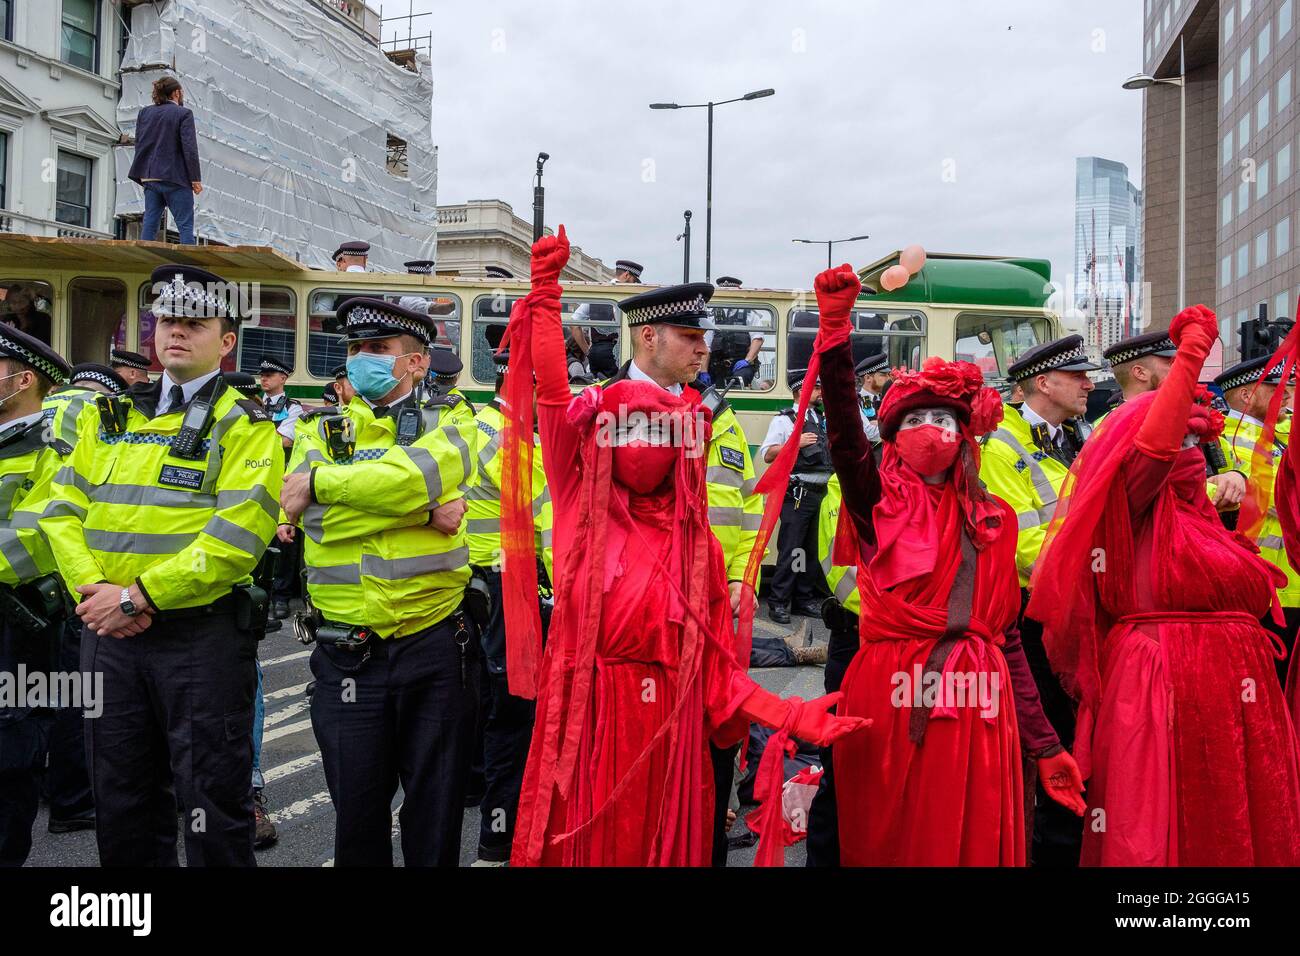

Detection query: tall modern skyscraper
xmin=1139 ymin=0 xmax=1298 ymax=371
xmin=1075 ymin=157 xmax=1145 ymax=361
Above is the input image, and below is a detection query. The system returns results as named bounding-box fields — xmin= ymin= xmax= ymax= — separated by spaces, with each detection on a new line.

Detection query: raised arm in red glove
xmin=1134 ymin=304 xmax=1218 ymax=460
xmin=527 ymin=224 xmax=571 ymax=407
xmin=813 ymin=265 xmax=881 ymax=544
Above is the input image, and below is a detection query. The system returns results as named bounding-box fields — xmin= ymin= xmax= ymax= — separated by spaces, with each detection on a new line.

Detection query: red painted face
xmin=612 ymin=441 xmax=677 ymax=494
xmin=894 ymin=424 xmax=961 ymax=476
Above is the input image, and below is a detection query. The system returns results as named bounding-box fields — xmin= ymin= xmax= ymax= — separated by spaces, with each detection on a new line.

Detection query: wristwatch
xmin=119 ymin=587 xmax=141 ymax=617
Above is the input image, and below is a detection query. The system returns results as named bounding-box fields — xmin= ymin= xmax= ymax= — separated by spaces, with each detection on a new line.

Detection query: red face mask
xmin=894 ymin=424 xmax=961 ymax=476
xmin=612 ymin=441 xmax=678 ymax=495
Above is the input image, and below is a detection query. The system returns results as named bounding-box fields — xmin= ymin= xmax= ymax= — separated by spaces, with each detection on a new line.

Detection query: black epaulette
xmin=49 ymin=438 xmax=74 ymax=457
xmin=299 ymin=406 xmax=339 ymax=422
xmin=425 ymin=392 xmax=472 ymax=413
xmin=779 ymin=408 xmax=797 ymax=420
xmin=234 ymin=398 xmax=273 ymax=425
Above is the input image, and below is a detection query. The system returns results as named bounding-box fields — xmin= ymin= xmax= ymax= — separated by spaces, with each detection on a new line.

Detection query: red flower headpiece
xmin=878 ymin=356 xmax=1004 ymax=439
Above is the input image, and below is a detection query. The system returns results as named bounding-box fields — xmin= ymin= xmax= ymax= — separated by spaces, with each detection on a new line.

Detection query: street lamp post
xmin=676 ymin=210 xmax=692 ymax=282
xmin=532 ymin=152 xmax=550 ymax=243
xmin=650 ymin=89 xmax=775 ymax=282
xmin=1123 ymin=34 xmax=1186 ymax=311
xmin=792 ymin=234 xmax=871 ymax=269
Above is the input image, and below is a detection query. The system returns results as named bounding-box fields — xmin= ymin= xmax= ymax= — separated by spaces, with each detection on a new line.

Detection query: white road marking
xmin=268 ymin=791 xmax=332 ymax=824
xmin=261 ymin=650 xmax=311 ymax=667
xmin=265 ymin=700 xmax=310 ymax=727
xmin=264 ymin=682 xmax=309 ymax=702
xmin=263 ymin=718 xmax=314 ymax=742
xmin=262 ymin=752 xmax=322 ymax=784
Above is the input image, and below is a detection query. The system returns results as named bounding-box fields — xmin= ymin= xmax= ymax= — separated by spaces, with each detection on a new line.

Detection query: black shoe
xmin=47 ymin=813 xmax=96 ymax=834
xmin=791 ymin=601 xmax=824 ymax=618
xmin=305 ymin=680 xmax=316 ymax=698
xmin=768 ymin=604 xmax=791 ymax=625
xmin=273 ymin=601 xmax=290 ymax=620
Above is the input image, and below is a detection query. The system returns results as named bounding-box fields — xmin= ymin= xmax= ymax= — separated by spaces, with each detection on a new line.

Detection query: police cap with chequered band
xmin=1214 ymin=355 xmax=1293 ymax=392
xmin=787 ymin=367 xmax=820 ymax=391
xmin=335 ymin=297 xmax=435 ymax=346
xmin=148 ymin=264 xmax=240 ymax=323
xmin=615 ymin=260 xmax=645 ymax=281
xmin=619 ymin=282 xmax=715 ymax=330
xmin=109 ymin=348 xmax=151 ymax=371
xmin=0 ymin=322 xmax=71 ymax=385
xmin=333 ymin=240 xmax=370 ymax=262
xmin=222 ymin=372 xmax=261 ymax=400
xmin=1007 ymin=333 xmax=1102 ymax=382
xmin=259 ymin=356 xmax=293 ymax=376
xmin=1102 ymin=329 xmax=1177 ymax=368
xmin=69 ymin=363 xmax=128 ymax=395
xmin=855 ymin=352 xmax=889 ymax=376
xmin=404 ymin=260 xmax=435 ymax=275
xmin=428 ymin=346 xmax=462 ymax=383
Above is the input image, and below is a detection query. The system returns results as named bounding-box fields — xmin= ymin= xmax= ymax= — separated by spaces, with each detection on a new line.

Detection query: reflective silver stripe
xmin=476 ymin=431 xmax=502 ymax=470
xmin=218 ymin=485 xmax=279 ymax=521
xmin=989 ymin=427 xmax=1059 ymax=528
xmin=1259 ymin=534 xmax=1286 ymax=550
xmin=85 ymin=529 xmax=197 ymax=554
xmin=403 ymin=446 xmax=445 ymax=506
xmin=534 ymin=484 xmax=552 ymax=508
xmin=91 ymin=483 xmax=217 ymax=509
xmin=465 ymin=482 xmax=499 ymax=501
xmin=56 ymin=395 xmax=88 ymax=447
xmin=1017 ymin=510 xmax=1051 ymax=532
xmin=741 ymin=477 xmax=758 ymax=497
xmin=41 ymin=497 xmax=87 ymax=522
xmin=538 ymin=529 xmax=553 ymax=548
xmin=0 ymin=534 xmax=40 ymax=581
xmin=202 ymin=515 xmax=267 ymax=556
xmin=53 ymin=466 xmax=93 ymax=497
xmin=8 ymin=510 xmax=41 ymax=530
xmin=706 ymin=465 xmax=744 ymax=489
xmin=307 ymin=563 xmax=361 ymax=586
xmin=708 ymin=506 xmax=743 ymax=527
xmin=443 ymin=426 xmax=473 ymax=483
xmin=360 ymin=546 xmax=470 ymax=580
xmin=834 ymin=567 xmax=858 ymax=605
xmin=0 ymin=474 xmax=24 ymax=516
xmin=466 ymin=517 xmax=500 ymax=535
xmin=741 ymin=510 xmax=763 ymax=532
xmin=302 ymin=504 xmax=325 ymax=543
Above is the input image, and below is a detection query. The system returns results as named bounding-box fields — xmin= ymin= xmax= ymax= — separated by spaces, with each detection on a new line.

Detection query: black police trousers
xmin=769 ymin=484 xmax=830 ymax=607
xmin=804 ymin=615 xmax=859 ymax=867
xmin=0 ymin=614 xmax=56 ymax=867
xmin=45 ymin=617 xmax=93 ymax=823
xmin=310 ymin=609 xmax=480 ymax=867
xmin=83 ymin=609 xmax=257 ymax=866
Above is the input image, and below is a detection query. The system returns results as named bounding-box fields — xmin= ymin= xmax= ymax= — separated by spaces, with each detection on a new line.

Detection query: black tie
xmin=169 ymin=384 xmax=185 ymax=413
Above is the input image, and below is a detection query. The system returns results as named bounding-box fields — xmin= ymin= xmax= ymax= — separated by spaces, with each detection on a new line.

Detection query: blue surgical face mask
xmin=346 ymin=352 xmax=401 ymax=401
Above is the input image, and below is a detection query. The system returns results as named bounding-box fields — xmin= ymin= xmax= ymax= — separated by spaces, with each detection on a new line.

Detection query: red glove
xmin=813 ymin=264 xmax=862 ymax=342
xmin=790 ymin=692 xmax=871 ymax=746
xmin=531 ymin=223 xmax=570 ymax=286
xmin=1168 ymin=303 xmax=1217 ymax=359
xmin=1036 ymin=750 xmax=1086 ymax=816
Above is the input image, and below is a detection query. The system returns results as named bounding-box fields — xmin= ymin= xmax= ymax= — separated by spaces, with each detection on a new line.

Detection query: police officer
xmin=855 ymin=352 xmax=889 ymax=444
xmin=464 ymin=334 xmax=553 ymax=864
xmin=978 ymin=332 xmax=1098 ymax=867
xmin=277 ymin=296 xmax=480 ymax=867
xmin=404 ymin=259 xmax=436 ymax=276
xmin=109 ymin=348 xmax=153 ymax=387
xmin=570 ymin=259 xmax=642 ymax=379
xmin=1217 ymin=356 xmax=1299 ymax=683
xmin=804 ymin=473 xmax=861 ymax=866
xmin=45 ymin=364 xmax=129 ymax=450
xmin=333 ymin=240 xmax=370 ymax=273
xmin=609 ymin=281 xmax=765 ymax=866
xmin=40 ymin=264 xmax=284 ymax=867
xmin=705 ymin=276 xmax=765 ymax=387
xmin=0 ymin=325 xmax=75 ymax=864
xmin=759 ymin=367 xmax=834 ymax=625
xmin=425 ymin=346 xmax=476 ymax=421
xmin=258 ymin=356 xmax=302 ymax=450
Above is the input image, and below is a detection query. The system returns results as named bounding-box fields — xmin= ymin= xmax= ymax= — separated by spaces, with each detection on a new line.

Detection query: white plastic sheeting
xmin=114 ymin=0 xmax=436 ymax=270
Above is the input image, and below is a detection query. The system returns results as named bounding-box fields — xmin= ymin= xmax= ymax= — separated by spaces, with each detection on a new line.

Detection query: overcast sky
xmin=387 ymin=0 xmax=1143 ymax=291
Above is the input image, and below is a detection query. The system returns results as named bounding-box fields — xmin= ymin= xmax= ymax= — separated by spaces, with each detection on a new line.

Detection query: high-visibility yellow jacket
xmin=40 ymin=377 xmax=283 ymax=610
xmin=706 ymin=404 xmax=764 ymax=582
xmin=286 ymin=394 xmax=476 ymax=638
xmin=817 ymin=474 xmax=859 ymax=616
xmin=43 ymin=386 xmax=101 ymax=451
xmin=979 ymin=403 xmax=1069 ymax=587
xmin=1220 ymin=410 xmax=1300 ymax=606
xmin=0 ymin=417 xmax=69 ymax=586
xmin=465 ymin=400 xmax=553 ymax=580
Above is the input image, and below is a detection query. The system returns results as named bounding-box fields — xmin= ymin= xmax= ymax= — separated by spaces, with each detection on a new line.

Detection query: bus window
xmin=0 ymin=281 xmax=54 ymax=345
xmin=954 ymin=312 xmax=1050 ymax=382
xmin=786 ymin=308 xmax=926 ymax=376
xmin=470 ymin=295 xmax=621 ymax=385
xmin=706 ymin=305 xmax=776 ymax=391
xmin=235 ymin=287 xmax=296 ymax=375
xmin=67 ymin=277 xmax=127 ymax=366
xmin=308 ymin=290 xmax=461 ymax=379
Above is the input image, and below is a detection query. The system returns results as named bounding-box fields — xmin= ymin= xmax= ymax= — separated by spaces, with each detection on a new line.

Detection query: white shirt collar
xmin=1227 ymin=408 xmax=1265 ymax=428
xmin=627 ymin=358 xmax=683 ymax=396
xmin=1019 ymin=401 xmax=1062 ymax=440
xmin=1 ymin=410 xmax=45 ymax=433
xmin=158 ymin=369 xmax=221 ymax=415
xmin=363 ymin=388 xmax=412 ymax=411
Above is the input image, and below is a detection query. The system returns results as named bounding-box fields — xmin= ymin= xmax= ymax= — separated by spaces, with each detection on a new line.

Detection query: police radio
xmin=171 ymin=396 xmax=216 ymax=460
xmin=395 ymin=405 xmax=424 ymax=446
xmin=96 ymin=394 xmax=130 ymax=436
xmin=321 ymin=414 xmax=356 ymax=460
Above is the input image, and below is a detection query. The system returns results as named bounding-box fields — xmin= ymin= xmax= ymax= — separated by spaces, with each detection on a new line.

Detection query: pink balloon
xmin=900 ymin=244 xmax=927 ymax=275
xmin=880 ymin=265 xmax=910 ymax=291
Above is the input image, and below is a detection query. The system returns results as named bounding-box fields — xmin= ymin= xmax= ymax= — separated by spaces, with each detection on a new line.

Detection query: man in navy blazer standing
xmin=129 ymin=76 xmax=202 ymax=245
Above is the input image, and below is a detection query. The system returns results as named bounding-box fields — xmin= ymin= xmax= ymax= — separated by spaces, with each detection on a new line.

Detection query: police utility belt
xmin=0 ymin=574 xmax=71 ymax=637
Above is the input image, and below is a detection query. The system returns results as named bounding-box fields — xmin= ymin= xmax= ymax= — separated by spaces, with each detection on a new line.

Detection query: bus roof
xmin=0 ymin=235 xmax=308 ymax=274
xmin=858 ymin=251 xmax=1053 ymax=309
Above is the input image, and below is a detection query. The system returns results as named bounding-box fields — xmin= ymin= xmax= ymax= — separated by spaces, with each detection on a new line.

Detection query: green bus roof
xmin=857 ymin=251 xmax=1053 ymax=309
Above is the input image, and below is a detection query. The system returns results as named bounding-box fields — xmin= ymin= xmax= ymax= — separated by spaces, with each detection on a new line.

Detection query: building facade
xmin=1141 ymin=0 xmax=1298 ymax=366
xmin=1074 ymin=156 xmax=1144 ymax=361
xmin=435 ymin=199 xmax=615 ymax=283
xmin=0 ymin=0 xmax=123 ymax=238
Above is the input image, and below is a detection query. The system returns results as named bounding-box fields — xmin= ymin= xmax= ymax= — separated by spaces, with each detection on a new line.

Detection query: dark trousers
xmin=1017 ymin=593 xmax=1082 ymax=867
xmin=769 ymin=484 xmax=829 ymax=607
xmin=46 ymin=618 xmax=93 ymax=821
xmin=805 ymin=616 xmax=859 ymax=867
xmin=83 ymin=611 xmax=257 ymax=867
xmin=750 ymin=634 xmax=797 ymax=668
xmin=1263 ymin=605 xmax=1300 ymax=688
xmin=311 ymin=610 xmax=480 ymax=867
xmin=272 ymin=532 xmax=301 ymax=603
xmin=710 ymin=742 xmax=740 ymax=867
xmin=0 ymin=612 xmax=56 ymax=867
xmin=477 ymin=672 xmax=535 ymax=860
